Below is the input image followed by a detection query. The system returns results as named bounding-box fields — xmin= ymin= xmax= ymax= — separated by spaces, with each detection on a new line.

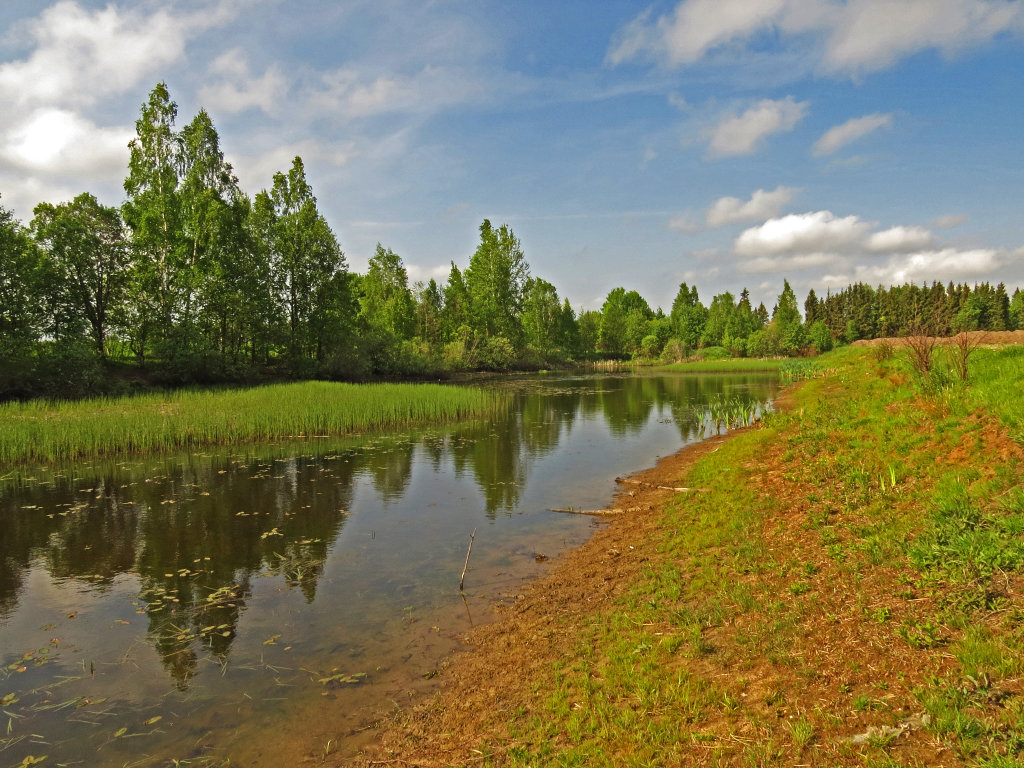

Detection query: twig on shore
xmin=459 ymin=528 xmax=477 ymax=591
xmin=614 ymin=477 xmax=709 ymax=492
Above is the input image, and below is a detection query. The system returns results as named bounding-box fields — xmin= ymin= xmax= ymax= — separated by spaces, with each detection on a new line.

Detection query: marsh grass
xmin=0 ymin=381 xmax=502 ymax=463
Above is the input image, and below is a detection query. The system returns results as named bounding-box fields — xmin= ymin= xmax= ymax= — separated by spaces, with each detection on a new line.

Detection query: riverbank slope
xmin=355 ymin=343 xmax=1024 ymax=767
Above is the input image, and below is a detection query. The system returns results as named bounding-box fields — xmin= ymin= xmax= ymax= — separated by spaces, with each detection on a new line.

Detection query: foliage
xmin=2 ymin=80 xmax=1022 ymax=401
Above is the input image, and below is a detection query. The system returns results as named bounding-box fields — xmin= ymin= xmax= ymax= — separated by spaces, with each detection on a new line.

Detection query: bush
xmin=746 ymin=327 xmax=782 ymax=358
xmin=807 ymin=320 xmax=833 ymax=354
xmin=477 ymin=335 xmax=516 ymax=371
xmin=659 ymin=339 xmax=689 ymax=364
xmin=697 ymin=346 xmax=731 ymax=360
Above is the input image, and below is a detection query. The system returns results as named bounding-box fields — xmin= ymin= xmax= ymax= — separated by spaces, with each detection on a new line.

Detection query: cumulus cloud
xmin=199 ymin=50 xmax=289 ymax=116
xmin=866 ymin=225 xmax=936 ymax=253
xmin=735 ymin=210 xmax=872 ymax=256
xmin=731 ymin=208 xmax=1009 ymax=288
xmin=608 ymin=0 xmax=1024 ymax=76
xmin=1 ymin=109 xmax=132 ymax=175
xmin=813 ymin=113 xmax=893 ymax=156
xmin=0 ymin=0 xmax=240 ymax=212
xmin=0 ymin=1 xmax=234 ymax=110
xmin=707 ymin=97 xmax=808 ymax=157
xmin=825 ymin=248 xmax=1005 ymax=286
xmin=706 ymin=186 xmax=796 ymax=227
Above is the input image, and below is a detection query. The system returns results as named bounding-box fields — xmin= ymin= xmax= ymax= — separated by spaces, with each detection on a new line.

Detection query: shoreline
xmin=349 ymin=426 xmax=750 ymax=765
xmin=343 ymin=344 xmax=1024 ymax=766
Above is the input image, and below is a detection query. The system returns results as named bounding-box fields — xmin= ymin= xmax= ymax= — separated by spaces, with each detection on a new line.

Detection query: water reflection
xmin=0 ymin=372 xmax=776 ymax=766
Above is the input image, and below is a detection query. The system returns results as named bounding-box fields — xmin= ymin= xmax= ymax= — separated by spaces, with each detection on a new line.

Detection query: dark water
xmin=0 ymin=372 xmax=777 ymax=766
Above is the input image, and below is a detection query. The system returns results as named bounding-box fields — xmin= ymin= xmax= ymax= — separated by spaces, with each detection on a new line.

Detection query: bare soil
xmin=851 ymin=329 xmax=1024 ymax=346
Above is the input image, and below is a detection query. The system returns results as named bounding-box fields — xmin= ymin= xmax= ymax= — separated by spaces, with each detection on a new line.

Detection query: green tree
xmin=414 ymin=279 xmax=444 ymax=348
xmin=669 ymin=283 xmax=706 ymax=350
xmin=31 ymin=193 xmax=131 ymax=359
xmin=122 ymin=82 xmax=183 ymax=351
xmin=701 ymin=292 xmax=735 ymax=348
xmin=359 ymin=244 xmax=415 ymax=341
xmin=0 ymin=200 xmax=43 ymax=377
xmin=1010 ymin=288 xmax=1024 ymax=331
xmin=598 ymin=287 xmax=628 ymax=355
xmin=441 ymin=262 xmax=471 ymax=342
xmin=772 ymin=279 xmax=805 ymax=354
xmin=256 ymin=156 xmax=350 ymax=370
xmin=577 ymin=309 xmax=601 ymax=355
xmin=521 ymin=277 xmax=563 ymax=357
xmin=464 ymin=220 xmax=528 ymax=346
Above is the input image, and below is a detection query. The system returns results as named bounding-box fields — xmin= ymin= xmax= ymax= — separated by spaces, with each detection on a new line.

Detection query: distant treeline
xmin=1 ymin=83 xmax=1022 ymax=401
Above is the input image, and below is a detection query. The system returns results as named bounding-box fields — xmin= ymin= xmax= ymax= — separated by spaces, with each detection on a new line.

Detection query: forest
xmin=1 ymin=83 xmax=1023 ymax=401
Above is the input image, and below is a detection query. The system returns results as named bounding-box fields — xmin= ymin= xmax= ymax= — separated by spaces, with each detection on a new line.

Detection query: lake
xmin=0 ymin=371 xmax=778 ymax=766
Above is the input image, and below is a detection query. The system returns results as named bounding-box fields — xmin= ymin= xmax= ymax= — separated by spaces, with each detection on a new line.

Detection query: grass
xmin=658 ymin=357 xmax=788 ymax=372
xmin=0 ymin=380 xmax=502 ymax=463
xmin=435 ymin=342 xmax=1024 ymax=766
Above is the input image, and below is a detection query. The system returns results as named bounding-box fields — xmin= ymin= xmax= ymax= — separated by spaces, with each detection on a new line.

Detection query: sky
xmin=2 ymin=0 xmax=1024 ymax=312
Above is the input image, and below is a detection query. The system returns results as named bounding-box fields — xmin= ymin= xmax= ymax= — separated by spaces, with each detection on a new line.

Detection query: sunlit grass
xmin=659 ymin=357 xmax=788 ymax=372
xmin=0 ymin=381 xmax=502 ymax=462
xmin=480 ymin=342 xmax=1024 ymax=766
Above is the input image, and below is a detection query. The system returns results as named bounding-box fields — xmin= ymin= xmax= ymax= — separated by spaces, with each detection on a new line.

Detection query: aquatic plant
xmin=0 ymin=381 xmax=503 ymax=463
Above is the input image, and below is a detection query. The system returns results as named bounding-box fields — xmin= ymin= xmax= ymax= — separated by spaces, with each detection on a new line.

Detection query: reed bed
xmin=0 ymin=381 xmax=502 ymax=463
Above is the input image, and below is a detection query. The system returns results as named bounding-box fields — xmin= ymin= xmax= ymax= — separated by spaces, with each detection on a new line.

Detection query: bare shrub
xmin=903 ymin=329 xmax=937 ymax=378
xmin=948 ymin=331 xmax=986 ymax=382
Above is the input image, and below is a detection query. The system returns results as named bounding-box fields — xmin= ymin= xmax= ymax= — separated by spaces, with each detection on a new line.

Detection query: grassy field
xmin=384 ymin=343 xmax=1024 ymax=766
xmin=0 ymin=381 xmax=502 ymax=463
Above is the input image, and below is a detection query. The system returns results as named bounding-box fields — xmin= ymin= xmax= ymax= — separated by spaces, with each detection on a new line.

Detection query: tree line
xmin=1 ymin=83 xmax=1022 ymax=400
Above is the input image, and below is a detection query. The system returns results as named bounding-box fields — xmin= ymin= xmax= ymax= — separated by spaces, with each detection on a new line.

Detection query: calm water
xmin=0 ymin=372 xmax=777 ymax=766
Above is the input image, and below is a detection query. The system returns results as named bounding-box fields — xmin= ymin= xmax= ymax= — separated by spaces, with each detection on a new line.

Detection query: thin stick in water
xmin=459 ymin=528 xmax=477 ymax=591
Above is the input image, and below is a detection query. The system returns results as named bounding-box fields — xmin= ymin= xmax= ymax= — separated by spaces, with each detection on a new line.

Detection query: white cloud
xmin=833 ymin=248 xmax=1005 ymax=285
xmin=889 ymin=248 xmax=1003 ymax=282
xmin=1 ymin=109 xmax=132 ymax=175
xmin=0 ymin=0 xmax=240 ymax=214
xmin=738 ymin=252 xmax=842 ymax=274
xmin=608 ymin=0 xmax=1024 ymax=76
xmin=706 ymin=186 xmax=796 ymax=227
xmin=707 ymin=97 xmax=808 ymax=157
xmin=313 ymin=65 xmax=485 ymax=120
xmin=824 ymin=0 xmax=1022 ymax=74
xmin=866 ymin=225 xmax=936 ymax=253
xmin=730 ymin=206 xmax=1010 ymax=288
xmin=813 ymin=113 xmax=892 ymax=156
xmin=607 ymin=0 xmax=790 ymax=66
xmin=668 ymin=212 xmax=702 ymax=233
xmin=199 ymin=50 xmax=289 ymax=116
xmin=735 ymin=210 xmax=872 ymax=255
xmin=0 ymin=1 xmax=234 ymax=110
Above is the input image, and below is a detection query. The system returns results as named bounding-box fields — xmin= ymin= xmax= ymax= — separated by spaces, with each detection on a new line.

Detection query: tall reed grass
xmin=0 ymin=381 xmax=503 ymax=463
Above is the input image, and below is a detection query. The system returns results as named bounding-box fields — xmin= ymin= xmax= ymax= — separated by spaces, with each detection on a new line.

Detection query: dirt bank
xmin=346 ymin=432 xmax=744 ymax=766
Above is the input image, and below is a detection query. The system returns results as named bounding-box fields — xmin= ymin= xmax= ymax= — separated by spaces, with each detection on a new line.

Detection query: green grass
xmin=658 ymin=357 xmax=788 ymax=372
xmin=469 ymin=342 xmax=1024 ymax=767
xmin=0 ymin=380 xmax=502 ymax=463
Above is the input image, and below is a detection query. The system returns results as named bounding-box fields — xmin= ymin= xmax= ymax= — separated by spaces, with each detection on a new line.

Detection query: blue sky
xmin=2 ymin=0 xmax=1023 ymax=311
